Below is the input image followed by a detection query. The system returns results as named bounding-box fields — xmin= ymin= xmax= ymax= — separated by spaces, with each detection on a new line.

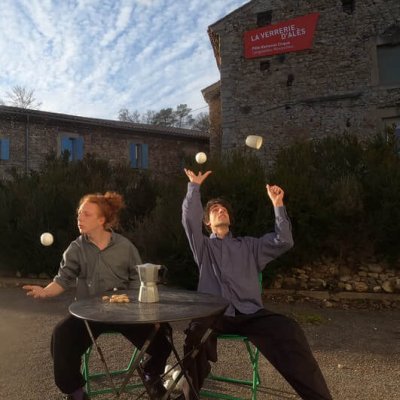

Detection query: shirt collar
xmin=81 ymin=230 xmax=115 ymax=246
xmin=210 ymin=231 xmax=233 ymax=240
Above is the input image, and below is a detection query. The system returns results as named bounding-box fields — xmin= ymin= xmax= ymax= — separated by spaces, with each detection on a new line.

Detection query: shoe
xmin=143 ymin=372 xmax=168 ymax=400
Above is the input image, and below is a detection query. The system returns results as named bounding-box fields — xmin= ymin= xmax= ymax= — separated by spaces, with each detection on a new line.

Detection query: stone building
xmin=203 ymin=0 xmax=400 ymax=164
xmin=0 ymin=106 xmax=208 ymax=179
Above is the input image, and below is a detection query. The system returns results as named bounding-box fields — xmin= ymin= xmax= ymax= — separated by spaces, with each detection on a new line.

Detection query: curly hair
xmin=78 ymin=191 xmax=125 ymax=230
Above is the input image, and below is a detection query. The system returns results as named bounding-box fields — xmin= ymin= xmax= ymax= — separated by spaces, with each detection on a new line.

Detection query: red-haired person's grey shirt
xmin=53 ymin=232 xmax=142 ymax=299
xmin=182 ymin=182 xmax=294 ymax=317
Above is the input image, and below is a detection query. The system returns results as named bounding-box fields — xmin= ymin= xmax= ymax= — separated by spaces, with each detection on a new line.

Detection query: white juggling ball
xmin=195 ymin=152 xmax=207 ymax=164
xmin=164 ymin=364 xmax=174 ymax=377
xmin=40 ymin=232 xmax=54 ymax=246
xmin=172 ymin=370 xmax=181 ymax=382
xmin=164 ymin=379 xmax=174 ymax=390
xmin=172 ymin=371 xmax=187 ymax=390
xmin=245 ymin=135 xmax=263 ymax=149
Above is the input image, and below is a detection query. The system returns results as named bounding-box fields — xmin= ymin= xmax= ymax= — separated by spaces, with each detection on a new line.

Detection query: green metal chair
xmin=81 ymin=335 xmax=141 ymax=398
xmin=201 ymin=274 xmax=263 ymax=400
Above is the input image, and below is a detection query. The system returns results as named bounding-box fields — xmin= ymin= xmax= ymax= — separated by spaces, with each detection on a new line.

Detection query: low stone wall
xmin=272 ymin=262 xmax=400 ymax=294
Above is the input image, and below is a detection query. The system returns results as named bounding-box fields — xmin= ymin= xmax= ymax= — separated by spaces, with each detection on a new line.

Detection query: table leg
xmin=84 ymin=321 xmax=162 ymax=399
xmin=118 ymin=323 xmax=161 ymax=398
xmin=83 ymin=320 xmax=119 ymax=397
xmin=161 ymin=324 xmax=216 ymax=400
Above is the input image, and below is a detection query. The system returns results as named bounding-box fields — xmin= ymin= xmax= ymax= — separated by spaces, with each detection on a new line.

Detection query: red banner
xmin=244 ymin=13 xmax=320 ymax=58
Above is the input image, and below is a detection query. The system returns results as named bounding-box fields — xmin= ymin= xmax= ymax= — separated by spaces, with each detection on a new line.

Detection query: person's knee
xmin=272 ymin=314 xmax=305 ymax=340
xmin=52 ymin=318 xmax=69 ymax=345
xmin=52 ymin=317 xmax=89 ymax=358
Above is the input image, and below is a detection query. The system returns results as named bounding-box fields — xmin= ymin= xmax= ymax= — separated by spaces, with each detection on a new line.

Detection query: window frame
xmin=130 ymin=142 xmax=149 ymax=169
xmin=377 ymin=43 xmax=400 ymax=87
xmin=0 ymin=138 xmax=10 ymax=160
xmin=257 ymin=10 xmax=272 ymax=27
xmin=59 ymin=134 xmax=84 ymax=161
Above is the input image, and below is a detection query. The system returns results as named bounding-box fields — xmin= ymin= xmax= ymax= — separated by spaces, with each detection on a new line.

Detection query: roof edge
xmin=0 ymin=105 xmax=208 ymax=139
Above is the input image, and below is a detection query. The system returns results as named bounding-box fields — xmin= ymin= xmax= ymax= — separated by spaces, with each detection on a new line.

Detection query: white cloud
xmin=0 ymin=0 xmax=249 ymax=119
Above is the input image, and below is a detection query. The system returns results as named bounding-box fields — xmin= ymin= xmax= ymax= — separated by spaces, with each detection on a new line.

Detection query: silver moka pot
xmin=136 ymin=263 xmax=167 ymax=303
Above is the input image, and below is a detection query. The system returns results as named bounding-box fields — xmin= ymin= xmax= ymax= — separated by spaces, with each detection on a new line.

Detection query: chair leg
xmin=244 ymin=341 xmax=261 ymax=400
xmin=82 ymin=346 xmax=92 ymax=396
xmin=201 ymin=339 xmax=261 ymax=400
xmin=82 ymin=346 xmax=141 ymax=397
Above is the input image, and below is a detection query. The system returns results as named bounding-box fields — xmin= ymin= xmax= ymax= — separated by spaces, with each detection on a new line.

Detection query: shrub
xmin=268 ymin=133 xmax=400 ymax=270
xmin=2 ymin=133 xmax=398 ymax=286
xmin=0 ymin=153 xmax=157 ymax=275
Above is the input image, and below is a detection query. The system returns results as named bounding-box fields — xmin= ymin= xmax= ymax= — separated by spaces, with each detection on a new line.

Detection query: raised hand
xmin=266 ymin=184 xmax=285 ymax=207
xmin=184 ymin=169 xmax=212 ymax=186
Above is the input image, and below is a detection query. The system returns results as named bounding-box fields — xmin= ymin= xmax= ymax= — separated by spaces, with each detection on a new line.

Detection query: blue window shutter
xmin=0 ymin=138 xmax=10 ymax=160
xmin=142 ymin=144 xmax=149 ymax=169
xmin=130 ymin=143 xmax=137 ymax=168
xmin=61 ymin=137 xmax=73 ymax=160
xmin=74 ymin=137 xmax=84 ymax=160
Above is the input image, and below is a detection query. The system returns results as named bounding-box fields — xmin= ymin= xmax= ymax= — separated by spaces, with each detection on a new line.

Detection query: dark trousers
xmin=51 ymin=315 xmax=172 ymax=394
xmin=183 ymin=308 xmax=332 ymax=400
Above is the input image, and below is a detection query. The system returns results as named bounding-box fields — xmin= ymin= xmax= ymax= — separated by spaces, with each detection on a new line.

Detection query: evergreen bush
xmin=268 ymin=133 xmax=400 ymax=271
xmin=0 ymin=153 xmax=156 ymax=276
xmin=1 ymin=133 xmax=398 ymax=288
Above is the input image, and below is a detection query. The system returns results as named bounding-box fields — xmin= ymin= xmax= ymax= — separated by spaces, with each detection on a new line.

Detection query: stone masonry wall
xmin=210 ymin=0 xmax=400 ymax=164
xmin=202 ymin=82 xmax=222 ymax=156
xmin=272 ymin=259 xmax=400 ymax=294
xmin=0 ymin=112 xmax=208 ymax=179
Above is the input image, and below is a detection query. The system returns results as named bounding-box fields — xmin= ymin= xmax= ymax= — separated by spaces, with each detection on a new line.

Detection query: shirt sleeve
xmin=53 ymin=242 xmax=81 ymax=290
xmin=182 ymin=182 xmax=206 ymax=268
xmin=249 ymin=206 xmax=294 ymax=270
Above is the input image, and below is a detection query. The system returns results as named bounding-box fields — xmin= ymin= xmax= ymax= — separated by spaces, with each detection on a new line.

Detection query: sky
xmin=0 ymin=0 xmax=249 ymax=120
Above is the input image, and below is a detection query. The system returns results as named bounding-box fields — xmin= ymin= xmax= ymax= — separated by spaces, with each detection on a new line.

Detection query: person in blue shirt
xmin=180 ymin=169 xmax=332 ymax=400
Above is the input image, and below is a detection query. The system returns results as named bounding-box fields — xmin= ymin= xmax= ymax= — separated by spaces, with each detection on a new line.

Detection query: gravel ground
xmin=0 ymin=287 xmax=399 ymax=400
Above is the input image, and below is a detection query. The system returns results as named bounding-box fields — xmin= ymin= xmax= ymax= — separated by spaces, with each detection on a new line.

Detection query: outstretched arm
xmin=184 ymin=169 xmax=212 ymax=185
xmin=182 ymin=169 xmax=211 ymax=268
xmin=248 ymin=184 xmax=293 ymax=269
xmin=22 ymin=281 xmax=65 ymax=299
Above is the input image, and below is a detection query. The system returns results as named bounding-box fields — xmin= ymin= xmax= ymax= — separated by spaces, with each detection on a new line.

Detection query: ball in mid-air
xmin=40 ymin=232 xmax=54 ymax=246
xmin=245 ymin=135 xmax=263 ymax=149
xmin=195 ymin=152 xmax=207 ymax=164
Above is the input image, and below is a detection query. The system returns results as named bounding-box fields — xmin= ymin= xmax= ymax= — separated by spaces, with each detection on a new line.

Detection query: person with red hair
xmin=23 ymin=192 xmax=170 ymax=400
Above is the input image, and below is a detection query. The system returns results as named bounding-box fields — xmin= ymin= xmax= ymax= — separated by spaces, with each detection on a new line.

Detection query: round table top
xmin=69 ymin=287 xmax=228 ymax=324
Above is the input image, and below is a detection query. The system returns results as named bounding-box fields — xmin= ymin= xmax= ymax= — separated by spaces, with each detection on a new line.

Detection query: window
xmin=383 ymin=119 xmax=400 ymax=143
xmin=60 ymin=136 xmax=84 ymax=161
xmin=377 ymin=44 xmax=400 ymax=86
xmin=0 ymin=138 xmax=10 ymax=160
xmin=260 ymin=61 xmax=270 ymax=71
xmin=130 ymin=143 xmax=148 ymax=169
xmin=342 ymin=0 xmax=355 ymax=14
xmin=257 ymin=11 xmax=272 ymax=27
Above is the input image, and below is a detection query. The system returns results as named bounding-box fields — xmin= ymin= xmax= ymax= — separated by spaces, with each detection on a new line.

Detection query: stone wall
xmin=202 ymin=82 xmax=222 ymax=157
xmin=208 ymin=0 xmax=400 ymax=163
xmin=0 ymin=108 xmax=208 ymax=179
xmin=272 ymin=260 xmax=400 ymax=294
